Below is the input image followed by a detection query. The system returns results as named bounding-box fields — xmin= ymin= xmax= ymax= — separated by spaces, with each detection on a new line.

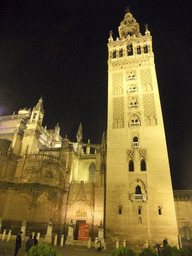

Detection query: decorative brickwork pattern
xmin=143 ymin=93 xmax=157 ymax=126
xmin=127 ymin=150 xmax=134 ymax=160
xmin=139 ymin=149 xmax=147 ymax=160
xmin=112 ymin=72 xmax=123 ymax=95
xmin=140 ymin=68 xmax=153 ymax=91
xmin=113 ymin=97 xmax=124 ymax=128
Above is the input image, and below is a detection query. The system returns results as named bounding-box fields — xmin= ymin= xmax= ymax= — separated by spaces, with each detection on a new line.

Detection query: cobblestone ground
xmin=0 ymin=240 xmax=113 ymax=256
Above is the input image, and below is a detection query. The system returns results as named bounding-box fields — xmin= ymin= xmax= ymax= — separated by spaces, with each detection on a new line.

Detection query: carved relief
xmin=75 ymin=208 xmax=87 ymax=217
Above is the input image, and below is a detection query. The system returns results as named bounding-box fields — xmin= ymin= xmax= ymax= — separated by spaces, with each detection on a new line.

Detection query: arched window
xmin=141 ymin=159 xmax=146 ymax=171
xmin=129 ymin=160 xmax=134 ymax=172
xmin=129 ymin=114 xmax=140 ymax=126
xmin=113 ymin=50 xmax=116 ymax=58
xmin=144 ymin=45 xmax=148 ymax=53
xmin=89 ymin=163 xmax=96 ymax=182
xmin=128 ymin=85 xmax=138 ymax=93
xmin=135 ymin=185 xmax=141 ymax=194
xmin=129 ymin=97 xmax=138 ymax=108
xmin=137 ymin=46 xmax=141 ymax=54
xmin=138 ymin=206 xmax=141 ymax=214
xmin=119 ymin=205 xmax=122 ymax=214
xmin=119 ymin=49 xmax=123 ymax=57
xmin=133 ymin=137 xmax=139 ymax=148
xmin=127 ymin=44 xmax=133 ymax=56
xmin=158 ymin=206 xmax=162 ymax=215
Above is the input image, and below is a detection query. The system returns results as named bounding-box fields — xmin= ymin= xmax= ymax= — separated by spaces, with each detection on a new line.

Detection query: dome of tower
xmin=118 ymin=11 xmax=140 ymax=38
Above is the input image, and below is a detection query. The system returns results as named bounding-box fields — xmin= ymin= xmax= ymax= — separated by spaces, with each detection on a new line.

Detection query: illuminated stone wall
xmin=0 ymin=100 xmax=104 ymax=236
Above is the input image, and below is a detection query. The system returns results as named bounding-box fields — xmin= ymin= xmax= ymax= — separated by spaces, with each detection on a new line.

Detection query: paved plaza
xmin=0 ymin=240 xmax=113 ymax=256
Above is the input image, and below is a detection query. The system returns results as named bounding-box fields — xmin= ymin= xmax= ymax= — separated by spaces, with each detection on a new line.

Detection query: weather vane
xmin=125 ymin=6 xmax=130 ymax=13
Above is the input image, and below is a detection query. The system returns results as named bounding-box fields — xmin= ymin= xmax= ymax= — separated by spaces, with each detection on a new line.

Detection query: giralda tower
xmin=106 ymin=11 xmax=178 ymax=247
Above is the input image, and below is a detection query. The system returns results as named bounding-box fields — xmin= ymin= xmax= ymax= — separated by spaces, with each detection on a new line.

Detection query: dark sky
xmin=0 ymin=0 xmax=191 ymax=190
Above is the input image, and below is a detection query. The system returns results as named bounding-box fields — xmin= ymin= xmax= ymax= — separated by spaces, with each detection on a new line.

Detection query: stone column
xmin=44 ymin=222 xmax=53 ymax=244
xmin=2 ymin=230 xmax=6 ymax=241
xmin=123 ymin=239 xmax=127 ymax=247
xmin=60 ymin=235 xmax=64 ymax=247
xmin=7 ymin=230 xmax=12 ymax=242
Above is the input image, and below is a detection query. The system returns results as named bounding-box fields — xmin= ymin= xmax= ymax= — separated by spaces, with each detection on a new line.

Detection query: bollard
xmin=95 ymin=237 xmax=98 ymax=249
xmin=116 ymin=239 xmax=119 ymax=249
xmin=37 ymin=232 xmax=40 ymax=242
xmin=2 ymin=230 xmax=6 ymax=241
xmin=88 ymin=237 xmax=91 ymax=249
xmin=123 ymin=239 xmax=127 ymax=247
xmin=7 ymin=230 xmax=12 ymax=242
xmin=54 ymin=234 xmax=58 ymax=246
xmin=103 ymin=239 xmax=107 ymax=250
xmin=60 ymin=235 xmax=64 ymax=247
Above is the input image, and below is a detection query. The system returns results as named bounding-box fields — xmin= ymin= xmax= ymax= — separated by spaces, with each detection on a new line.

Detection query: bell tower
xmin=106 ymin=11 xmax=178 ymax=247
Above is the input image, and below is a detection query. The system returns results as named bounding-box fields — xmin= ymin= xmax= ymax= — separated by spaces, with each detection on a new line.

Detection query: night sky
xmin=0 ymin=0 xmax=191 ymax=190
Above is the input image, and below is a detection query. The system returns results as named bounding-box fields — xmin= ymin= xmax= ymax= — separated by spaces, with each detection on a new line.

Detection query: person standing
xmin=25 ymin=235 xmax=34 ymax=252
xmin=14 ymin=231 xmax=23 ymax=256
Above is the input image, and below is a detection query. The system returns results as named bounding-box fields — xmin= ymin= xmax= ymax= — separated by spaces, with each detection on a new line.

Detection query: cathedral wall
xmin=15 ymin=158 xmax=65 ymax=190
xmin=66 ymin=183 xmax=94 ymax=225
xmin=94 ymin=185 xmax=104 ymax=226
xmin=0 ymin=182 xmax=66 ymax=232
xmin=174 ymin=193 xmax=192 ymax=242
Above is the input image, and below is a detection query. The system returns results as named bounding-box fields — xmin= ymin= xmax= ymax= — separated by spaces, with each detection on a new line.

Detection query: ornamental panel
xmin=112 ymin=72 xmax=123 ymax=95
xmin=113 ymin=97 xmax=124 ymax=128
xmin=140 ymin=68 xmax=153 ymax=91
xmin=143 ymin=93 xmax=157 ymax=126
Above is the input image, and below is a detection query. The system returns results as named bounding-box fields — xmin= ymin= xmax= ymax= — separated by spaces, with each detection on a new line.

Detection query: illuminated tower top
xmin=118 ymin=11 xmax=140 ymax=38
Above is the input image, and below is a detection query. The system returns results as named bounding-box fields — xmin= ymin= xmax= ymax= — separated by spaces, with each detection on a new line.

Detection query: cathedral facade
xmin=0 ymin=98 xmax=105 ymax=239
xmin=0 ymin=10 xmax=192 ymax=249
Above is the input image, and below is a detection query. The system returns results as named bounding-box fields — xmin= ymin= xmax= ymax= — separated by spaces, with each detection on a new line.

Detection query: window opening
xmin=129 ymin=160 xmax=134 ymax=172
xmin=128 ymin=85 xmax=138 ymax=93
xmin=137 ymin=46 xmax=141 ymax=54
xmin=127 ymin=44 xmax=133 ymax=56
xmin=141 ymin=159 xmax=146 ymax=171
xmin=135 ymin=185 xmax=141 ymax=194
xmin=119 ymin=49 xmax=123 ymax=57
xmin=144 ymin=45 xmax=148 ymax=53
xmin=113 ymin=50 xmax=116 ymax=58
xmin=119 ymin=206 xmax=122 ymax=214
xmin=33 ymin=113 xmax=37 ymax=120
xmin=158 ymin=206 xmax=162 ymax=215
xmin=138 ymin=206 xmax=141 ymax=214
